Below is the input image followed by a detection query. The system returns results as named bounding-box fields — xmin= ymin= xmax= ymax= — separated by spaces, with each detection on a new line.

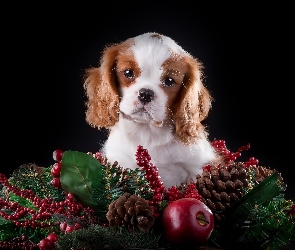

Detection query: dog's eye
xmin=163 ymin=77 xmax=176 ymax=87
xmin=123 ymin=69 xmax=134 ymax=79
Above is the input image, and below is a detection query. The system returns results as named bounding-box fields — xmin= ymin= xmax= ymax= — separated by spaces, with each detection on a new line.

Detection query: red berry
xmin=51 ymin=162 xmax=62 ymax=177
xmin=74 ymin=222 xmax=82 ymax=230
xmin=51 ymin=178 xmax=62 ymax=188
xmin=53 ymin=149 xmax=64 ymax=162
xmin=60 ymin=222 xmax=67 ymax=231
xmin=67 ymin=193 xmax=74 ymax=199
xmin=47 ymin=233 xmax=58 ymax=242
xmin=38 ymin=238 xmax=54 ymax=250
xmin=65 ymin=224 xmax=75 ymax=233
xmin=203 ymin=165 xmax=211 ymax=171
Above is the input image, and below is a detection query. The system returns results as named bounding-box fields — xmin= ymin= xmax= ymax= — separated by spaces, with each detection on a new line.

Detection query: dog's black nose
xmin=138 ymin=88 xmax=154 ymax=104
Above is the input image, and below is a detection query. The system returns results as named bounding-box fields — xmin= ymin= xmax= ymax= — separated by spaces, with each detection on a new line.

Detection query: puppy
xmin=83 ymin=32 xmax=220 ymax=188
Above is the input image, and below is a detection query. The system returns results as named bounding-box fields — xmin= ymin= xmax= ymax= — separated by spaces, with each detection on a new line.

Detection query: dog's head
xmin=84 ymin=32 xmax=213 ymax=144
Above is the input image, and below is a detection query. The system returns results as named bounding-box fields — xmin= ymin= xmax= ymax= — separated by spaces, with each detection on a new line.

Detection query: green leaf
xmin=60 ymin=151 xmax=104 ymax=208
xmin=9 ymin=193 xmax=37 ymax=210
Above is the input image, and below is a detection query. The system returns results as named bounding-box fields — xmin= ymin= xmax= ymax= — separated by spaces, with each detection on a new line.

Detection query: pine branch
xmin=9 ymin=163 xmax=65 ymax=201
xmin=57 ymin=224 xmax=163 ymax=250
xmin=90 ymin=163 xmax=153 ymax=220
xmin=210 ymin=197 xmax=295 ymax=250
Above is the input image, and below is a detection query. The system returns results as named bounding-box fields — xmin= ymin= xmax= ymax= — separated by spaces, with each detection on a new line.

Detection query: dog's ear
xmin=83 ymin=43 xmax=123 ymax=129
xmin=172 ymin=56 xmax=213 ymax=144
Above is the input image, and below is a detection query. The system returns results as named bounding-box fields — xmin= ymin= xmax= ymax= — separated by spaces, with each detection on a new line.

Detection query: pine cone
xmin=249 ymin=165 xmax=286 ymax=191
xmin=195 ymin=163 xmax=249 ymax=223
xmin=251 ymin=165 xmax=276 ymax=182
xmin=106 ymin=193 xmax=155 ymax=232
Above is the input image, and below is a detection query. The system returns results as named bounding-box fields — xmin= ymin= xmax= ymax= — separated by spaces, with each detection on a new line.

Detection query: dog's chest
xmin=118 ymin=120 xmax=175 ymax=146
xmin=104 ymin=122 xmax=176 ymax=163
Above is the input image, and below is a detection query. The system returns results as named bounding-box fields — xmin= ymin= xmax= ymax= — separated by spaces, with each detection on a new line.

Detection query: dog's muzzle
xmin=120 ymin=111 xmax=163 ymax=127
xmin=120 ymin=88 xmax=163 ymax=127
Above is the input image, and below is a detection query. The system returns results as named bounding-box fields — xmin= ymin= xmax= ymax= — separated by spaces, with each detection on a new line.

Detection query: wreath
xmin=0 ymin=140 xmax=294 ymax=249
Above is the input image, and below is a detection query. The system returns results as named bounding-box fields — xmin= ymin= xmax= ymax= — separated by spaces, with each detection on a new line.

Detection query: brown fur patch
xmin=169 ymin=56 xmax=213 ymax=144
xmin=83 ymin=39 xmax=134 ymax=129
xmin=161 ymin=56 xmax=189 ymax=109
xmin=115 ymin=52 xmax=141 ymax=88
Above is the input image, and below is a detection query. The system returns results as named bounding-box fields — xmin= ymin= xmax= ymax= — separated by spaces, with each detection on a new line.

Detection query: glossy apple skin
xmin=162 ymin=198 xmax=214 ymax=248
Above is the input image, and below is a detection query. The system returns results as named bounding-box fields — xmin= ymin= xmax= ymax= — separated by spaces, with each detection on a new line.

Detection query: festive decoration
xmin=106 ymin=192 xmax=155 ymax=232
xmin=161 ymin=198 xmax=214 ymax=248
xmin=0 ymin=140 xmax=294 ymax=249
xmin=57 ymin=224 xmax=161 ymax=250
xmin=196 ymin=163 xmax=247 ymax=224
xmin=52 ymin=149 xmax=64 ymax=162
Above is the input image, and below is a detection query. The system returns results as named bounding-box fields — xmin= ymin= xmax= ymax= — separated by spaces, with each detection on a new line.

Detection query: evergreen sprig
xmin=1 ymin=148 xmax=295 ymax=249
xmin=0 ymin=216 xmax=50 ymax=243
xmin=56 ymin=224 xmax=163 ymax=250
xmin=209 ymin=173 xmax=295 ymax=250
xmin=0 ymin=217 xmax=17 ymax=241
xmin=8 ymin=163 xmax=65 ymax=201
xmin=90 ymin=163 xmax=153 ymax=220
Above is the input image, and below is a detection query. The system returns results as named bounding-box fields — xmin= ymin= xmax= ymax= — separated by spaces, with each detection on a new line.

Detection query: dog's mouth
xmin=120 ymin=110 xmax=163 ymax=127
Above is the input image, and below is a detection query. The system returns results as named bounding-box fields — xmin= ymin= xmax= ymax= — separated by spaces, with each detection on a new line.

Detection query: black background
xmin=2 ymin=2 xmax=294 ymax=204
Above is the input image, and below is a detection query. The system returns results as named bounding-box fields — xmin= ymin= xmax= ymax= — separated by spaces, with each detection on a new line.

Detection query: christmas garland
xmin=0 ymin=140 xmax=294 ymax=249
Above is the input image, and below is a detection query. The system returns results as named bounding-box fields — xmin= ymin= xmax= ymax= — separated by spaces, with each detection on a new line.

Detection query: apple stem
xmin=197 ymin=214 xmax=209 ymax=226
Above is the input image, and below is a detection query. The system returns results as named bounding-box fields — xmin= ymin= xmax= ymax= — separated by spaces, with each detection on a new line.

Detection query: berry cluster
xmin=59 ymin=220 xmax=83 ymax=234
xmin=0 ymin=149 xmax=97 ymax=249
xmin=165 ymin=181 xmax=202 ymax=204
xmin=135 ymin=145 xmax=204 ymax=215
xmin=38 ymin=233 xmax=58 ymax=250
xmin=243 ymin=157 xmax=259 ymax=167
xmin=212 ymin=139 xmax=245 ymax=164
xmin=211 ymin=139 xmax=259 ymax=168
xmin=50 ymin=149 xmax=64 ymax=188
xmin=0 ymin=175 xmax=94 ymax=226
xmin=135 ymin=145 xmax=165 ymax=218
xmin=0 ymin=235 xmax=38 ymax=249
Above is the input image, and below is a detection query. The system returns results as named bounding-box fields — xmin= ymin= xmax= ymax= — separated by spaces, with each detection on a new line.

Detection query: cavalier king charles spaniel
xmin=83 ymin=32 xmax=220 ymax=188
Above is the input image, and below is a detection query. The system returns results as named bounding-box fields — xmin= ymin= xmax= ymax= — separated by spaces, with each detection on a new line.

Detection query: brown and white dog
xmin=83 ymin=32 xmax=220 ymax=188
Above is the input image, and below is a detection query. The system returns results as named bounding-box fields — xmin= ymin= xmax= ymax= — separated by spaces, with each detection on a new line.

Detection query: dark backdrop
xmin=2 ymin=3 xmax=294 ymax=203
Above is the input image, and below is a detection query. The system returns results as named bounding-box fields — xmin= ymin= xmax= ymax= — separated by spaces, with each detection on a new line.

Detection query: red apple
xmin=161 ymin=198 xmax=214 ymax=248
